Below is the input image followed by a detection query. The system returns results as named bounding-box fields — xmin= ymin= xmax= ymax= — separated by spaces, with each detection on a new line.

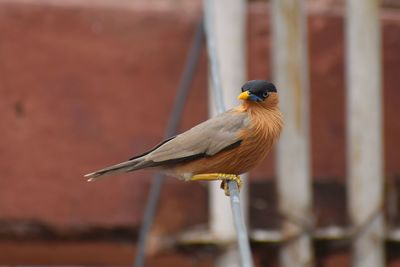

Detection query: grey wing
xmin=145 ymin=109 xmax=249 ymax=164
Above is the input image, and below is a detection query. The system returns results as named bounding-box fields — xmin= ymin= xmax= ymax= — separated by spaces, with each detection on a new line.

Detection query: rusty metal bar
xmin=271 ymin=0 xmax=314 ymax=266
xmin=345 ymin=0 xmax=384 ymax=267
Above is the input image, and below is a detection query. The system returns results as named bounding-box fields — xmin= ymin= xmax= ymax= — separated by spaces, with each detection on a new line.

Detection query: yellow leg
xmin=190 ymin=173 xmax=242 ymax=196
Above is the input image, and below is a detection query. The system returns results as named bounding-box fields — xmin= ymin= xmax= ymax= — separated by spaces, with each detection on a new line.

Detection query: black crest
xmin=241 ymin=80 xmax=277 ymax=101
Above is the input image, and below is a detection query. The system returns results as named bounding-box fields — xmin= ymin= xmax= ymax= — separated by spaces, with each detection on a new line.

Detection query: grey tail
xmin=84 ymin=157 xmax=148 ymax=182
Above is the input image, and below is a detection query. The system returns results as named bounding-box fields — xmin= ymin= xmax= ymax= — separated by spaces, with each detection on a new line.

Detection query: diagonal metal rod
xmin=229 ymin=182 xmax=253 ymax=267
xmin=203 ymin=1 xmax=254 ymax=266
xmin=133 ymin=19 xmax=204 ymax=267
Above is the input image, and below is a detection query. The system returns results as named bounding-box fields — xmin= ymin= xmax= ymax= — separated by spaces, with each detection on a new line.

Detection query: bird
xmin=84 ymin=80 xmax=283 ymax=196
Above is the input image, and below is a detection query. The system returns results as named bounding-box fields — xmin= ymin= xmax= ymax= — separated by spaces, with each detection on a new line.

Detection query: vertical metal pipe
xmin=346 ymin=1 xmax=384 ymax=267
xmin=271 ymin=0 xmax=314 ymax=266
xmin=204 ymin=1 xmax=253 ymax=266
xmin=204 ymin=0 xmax=248 ymax=242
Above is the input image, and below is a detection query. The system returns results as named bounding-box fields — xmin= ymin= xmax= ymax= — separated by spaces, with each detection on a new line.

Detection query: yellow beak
xmin=238 ymin=91 xmax=250 ymax=100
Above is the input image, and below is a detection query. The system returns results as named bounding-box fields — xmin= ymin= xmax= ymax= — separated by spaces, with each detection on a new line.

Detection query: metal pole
xmin=204 ymin=0 xmax=248 ymax=243
xmin=229 ymin=182 xmax=253 ymax=267
xmin=345 ymin=1 xmax=384 ymax=267
xmin=204 ymin=0 xmax=253 ymax=266
xmin=271 ymin=0 xmax=314 ymax=266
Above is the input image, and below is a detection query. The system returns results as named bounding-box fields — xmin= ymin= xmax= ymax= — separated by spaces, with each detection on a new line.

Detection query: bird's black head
xmin=238 ymin=80 xmax=277 ymax=102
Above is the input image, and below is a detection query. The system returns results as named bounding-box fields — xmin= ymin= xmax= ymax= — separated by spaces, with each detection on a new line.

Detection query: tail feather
xmin=84 ymin=157 xmax=147 ymax=181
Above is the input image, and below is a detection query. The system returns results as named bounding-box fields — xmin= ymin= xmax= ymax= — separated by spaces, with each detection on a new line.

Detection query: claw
xmin=220 ymin=180 xmax=229 ymax=196
xmin=219 ymin=174 xmax=242 ymax=196
xmin=190 ymin=173 xmax=242 ymax=196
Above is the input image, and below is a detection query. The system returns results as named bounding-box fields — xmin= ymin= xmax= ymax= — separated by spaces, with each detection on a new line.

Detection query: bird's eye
xmin=263 ymin=92 xmax=269 ymax=98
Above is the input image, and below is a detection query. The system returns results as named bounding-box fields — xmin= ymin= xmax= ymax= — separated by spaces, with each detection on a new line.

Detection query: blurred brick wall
xmin=0 ymin=1 xmax=208 ymax=231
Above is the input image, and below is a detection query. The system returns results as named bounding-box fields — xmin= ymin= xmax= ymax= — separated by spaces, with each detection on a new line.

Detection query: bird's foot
xmin=219 ymin=174 xmax=242 ymax=196
xmin=190 ymin=173 xmax=242 ymax=196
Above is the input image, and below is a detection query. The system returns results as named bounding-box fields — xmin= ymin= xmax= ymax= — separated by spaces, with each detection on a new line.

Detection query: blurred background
xmin=0 ymin=0 xmax=400 ymax=266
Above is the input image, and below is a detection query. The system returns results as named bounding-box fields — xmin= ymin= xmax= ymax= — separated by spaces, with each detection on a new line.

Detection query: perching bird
xmin=85 ymin=80 xmax=283 ymax=195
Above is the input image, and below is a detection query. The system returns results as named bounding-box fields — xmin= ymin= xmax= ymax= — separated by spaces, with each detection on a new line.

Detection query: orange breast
xmin=171 ymin=100 xmax=283 ymax=177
